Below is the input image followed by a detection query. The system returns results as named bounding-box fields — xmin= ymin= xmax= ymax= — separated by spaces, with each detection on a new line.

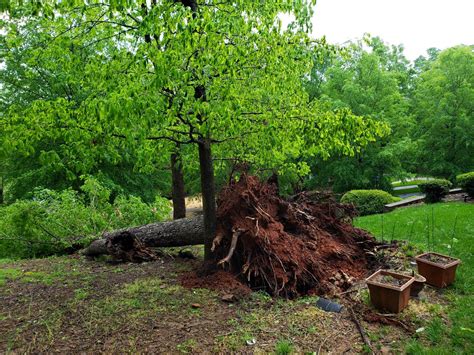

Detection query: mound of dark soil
xmin=211 ymin=175 xmax=380 ymax=298
xmin=180 ymin=270 xmax=252 ymax=299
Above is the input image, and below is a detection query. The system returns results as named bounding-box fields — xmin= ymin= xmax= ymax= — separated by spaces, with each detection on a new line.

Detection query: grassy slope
xmin=355 ymin=202 xmax=474 ymax=353
xmin=392 ymin=186 xmax=421 ymax=197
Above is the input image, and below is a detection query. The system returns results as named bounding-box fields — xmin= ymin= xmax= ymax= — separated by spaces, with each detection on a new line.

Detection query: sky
xmin=309 ymin=0 xmax=474 ymax=61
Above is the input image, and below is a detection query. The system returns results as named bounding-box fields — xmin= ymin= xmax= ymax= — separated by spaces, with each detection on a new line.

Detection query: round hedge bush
xmin=341 ymin=190 xmax=401 ymax=216
xmin=457 ymin=172 xmax=474 ymax=198
xmin=418 ymin=179 xmax=452 ymax=203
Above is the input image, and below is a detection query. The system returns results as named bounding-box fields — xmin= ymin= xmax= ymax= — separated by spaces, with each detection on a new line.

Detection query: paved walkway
xmin=393 ymin=185 xmax=418 ymax=191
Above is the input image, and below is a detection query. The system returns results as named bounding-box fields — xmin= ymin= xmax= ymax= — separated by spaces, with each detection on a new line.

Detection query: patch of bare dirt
xmin=180 ymin=269 xmax=251 ymax=299
xmin=0 ymin=256 xmax=237 ymax=353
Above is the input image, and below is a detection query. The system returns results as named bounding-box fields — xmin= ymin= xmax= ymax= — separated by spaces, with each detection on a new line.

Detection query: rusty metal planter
xmin=366 ymin=270 xmax=415 ymax=313
xmin=415 ymin=252 xmax=461 ymax=288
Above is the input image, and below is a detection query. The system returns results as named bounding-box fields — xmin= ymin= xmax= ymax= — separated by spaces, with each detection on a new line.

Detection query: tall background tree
xmin=305 ymin=36 xmax=413 ymax=192
xmin=411 ymin=45 xmax=474 ymax=180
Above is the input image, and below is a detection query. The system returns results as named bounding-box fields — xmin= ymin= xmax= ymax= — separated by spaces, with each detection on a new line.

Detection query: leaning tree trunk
xmin=82 ymin=216 xmax=204 ymax=257
xmin=0 ymin=177 xmax=3 ymax=205
xmin=198 ymin=137 xmax=217 ymax=261
xmin=171 ymin=150 xmax=186 ymax=219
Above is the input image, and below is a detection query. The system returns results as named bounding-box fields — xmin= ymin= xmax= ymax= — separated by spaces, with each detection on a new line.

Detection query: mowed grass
xmin=392 ymin=186 xmax=421 ymax=197
xmin=391 ymin=179 xmax=433 ymax=187
xmin=355 ymin=202 xmax=474 ymax=353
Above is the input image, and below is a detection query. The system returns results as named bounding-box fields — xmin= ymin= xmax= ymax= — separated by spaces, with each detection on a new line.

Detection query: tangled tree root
xmin=106 ymin=231 xmax=157 ymax=262
xmin=212 ymin=175 xmax=380 ymax=298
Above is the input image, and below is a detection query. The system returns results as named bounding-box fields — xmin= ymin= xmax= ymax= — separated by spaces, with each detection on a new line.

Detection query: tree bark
xmin=82 ymin=216 xmax=204 ymax=257
xmin=0 ymin=177 xmax=3 ymax=205
xmin=198 ymin=138 xmax=217 ymax=261
xmin=171 ymin=150 xmax=186 ymax=219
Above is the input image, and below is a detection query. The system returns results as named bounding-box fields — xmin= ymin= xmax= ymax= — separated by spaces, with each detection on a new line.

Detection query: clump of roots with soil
xmin=209 ymin=175 xmax=381 ymax=297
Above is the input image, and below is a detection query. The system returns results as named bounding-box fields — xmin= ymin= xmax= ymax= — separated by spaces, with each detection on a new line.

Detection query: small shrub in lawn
xmin=456 ymin=172 xmax=474 ymax=198
xmin=341 ymin=190 xmax=400 ymax=216
xmin=418 ymin=179 xmax=452 ymax=203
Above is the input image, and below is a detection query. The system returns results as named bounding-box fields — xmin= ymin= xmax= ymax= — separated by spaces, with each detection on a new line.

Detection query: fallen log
xmin=81 ymin=216 xmax=205 ymax=257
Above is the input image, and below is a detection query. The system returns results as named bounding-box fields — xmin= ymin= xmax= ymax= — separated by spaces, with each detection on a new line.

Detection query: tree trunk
xmin=198 ymin=138 xmax=217 ymax=261
xmin=171 ymin=150 xmax=186 ymax=219
xmin=0 ymin=177 xmax=3 ymax=205
xmin=82 ymin=216 xmax=204 ymax=257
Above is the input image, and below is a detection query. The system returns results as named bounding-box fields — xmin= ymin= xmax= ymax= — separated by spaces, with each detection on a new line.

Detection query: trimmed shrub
xmin=418 ymin=179 xmax=452 ymax=203
xmin=457 ymin=172 xmax=474 ymax=198
xmin=341 ymin=190 xmax=401 ymax=216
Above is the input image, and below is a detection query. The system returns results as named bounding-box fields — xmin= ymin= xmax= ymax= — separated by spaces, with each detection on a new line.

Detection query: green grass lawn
xmin=355 ymin=202 xmax=474 ymax=353
xmin=392 ymin=179 xmax=433 ymax=188
xmin=392 ymin=186 xmax=421 ymax=197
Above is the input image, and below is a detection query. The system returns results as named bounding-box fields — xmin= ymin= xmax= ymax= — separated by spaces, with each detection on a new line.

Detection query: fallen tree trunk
xmin=81 ymin=216 xmax=205 ymax=257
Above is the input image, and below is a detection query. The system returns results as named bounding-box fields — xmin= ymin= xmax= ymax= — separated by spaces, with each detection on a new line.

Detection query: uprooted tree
xmin=3 ymin=0 xmax=389 ymax=264
xmin=3 ymin=0 xmax=386 ymax=278
xmin=213 ymin=175 xmax=380 ymax=297
xmin=84 ymin=174 xmax=382 ymax=297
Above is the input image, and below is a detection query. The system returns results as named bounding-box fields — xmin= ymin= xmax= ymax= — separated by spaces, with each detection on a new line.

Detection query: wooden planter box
xmin=415 ymin=252 xmax=461 ymax=288
xmin=366 ymin=270 xmax=415 ymax=313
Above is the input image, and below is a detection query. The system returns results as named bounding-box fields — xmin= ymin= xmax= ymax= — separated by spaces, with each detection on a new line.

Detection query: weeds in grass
xmin=360 ymin=289 xmax=371 ymax=306
xmin=448 ymin=215 xmax=458 ymax=256
xmin=0 ymin=268 xmax=22 ymax=286
xmin=426 ymin=317 xmax=446 ymax=344
xmin=275 ymin=339 xmax=293 ymax=355
xmin=74 ymin=288 xmax=89 ymax=302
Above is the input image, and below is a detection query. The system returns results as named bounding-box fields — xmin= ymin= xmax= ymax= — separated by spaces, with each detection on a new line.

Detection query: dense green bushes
xmin=457 ymin=172 xmax=474 ymax=198
xmin=341 ymin=189 xmax=400 ymax=216
xmin=418 ymin=179 xmax=452 ymax=203
xmin=0 ymin=177 xmax=171 ymax=259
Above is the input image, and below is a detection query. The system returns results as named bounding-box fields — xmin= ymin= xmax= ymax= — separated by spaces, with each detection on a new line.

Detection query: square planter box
xmin=366 ymin=270 xmax=415 ymax=313
xmin=415 ymin=252 xmax=461 ymax=288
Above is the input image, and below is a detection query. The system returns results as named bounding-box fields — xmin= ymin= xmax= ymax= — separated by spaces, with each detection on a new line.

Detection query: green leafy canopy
xmin=2 ymin=0 xmax=387 ymax=197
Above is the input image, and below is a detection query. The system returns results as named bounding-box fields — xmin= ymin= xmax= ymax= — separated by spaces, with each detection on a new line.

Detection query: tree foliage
xmin=0 ymin=13 xmax=171 ymax=202
xmin=412 ymin=46 xmax=474 ymax=180
xmin=305 ymin=37 xmax=411 ymax=192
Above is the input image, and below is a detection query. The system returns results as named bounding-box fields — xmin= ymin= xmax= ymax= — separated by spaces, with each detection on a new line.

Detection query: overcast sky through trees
xmin=309 ymin=0 xmax=474 ymax=60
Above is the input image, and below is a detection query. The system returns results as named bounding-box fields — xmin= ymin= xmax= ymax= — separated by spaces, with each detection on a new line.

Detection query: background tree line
xmin=303 ymin=37 xmax=473 ymax=193
xmin=1 ymin=11 xmax=472 ymax=205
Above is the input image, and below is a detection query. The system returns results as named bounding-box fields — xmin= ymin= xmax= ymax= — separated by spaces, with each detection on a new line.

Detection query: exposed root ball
xmin=213 ymin=175 xmax=378 ymax=297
